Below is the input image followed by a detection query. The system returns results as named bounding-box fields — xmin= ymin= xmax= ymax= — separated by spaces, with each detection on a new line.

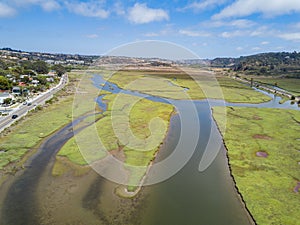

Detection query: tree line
xmin=211 ymin=51 xmax=300 ymax=77
xmin=0 ymin=59 xmax=68 ymax=90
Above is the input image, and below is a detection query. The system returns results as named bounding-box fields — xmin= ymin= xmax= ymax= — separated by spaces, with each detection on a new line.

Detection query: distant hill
xmin=1 ymin=48 xmax=300 ymax=77
xmin=0 ymin=47 xmax=97 ymax=66
xmin=211 ymin=52 xmax=300 ymax=78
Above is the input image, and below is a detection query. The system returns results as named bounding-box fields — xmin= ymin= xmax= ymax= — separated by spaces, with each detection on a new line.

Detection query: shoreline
xmin=115 ymin=108 xmax=176 ymax=198
xmin=211 ymin=107 xmax=257 ymax=225
xmin=91 ymin=73 xmax=177 ymax=198
xmin=0 ymin=108 xmax=71 ymax=182
xmin=0 ymin=72 xmax=80 ymax=188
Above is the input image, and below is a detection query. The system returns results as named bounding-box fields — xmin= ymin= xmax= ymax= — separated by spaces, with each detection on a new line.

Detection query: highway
xmin=0 ymin=74 xmax=68 ymax=133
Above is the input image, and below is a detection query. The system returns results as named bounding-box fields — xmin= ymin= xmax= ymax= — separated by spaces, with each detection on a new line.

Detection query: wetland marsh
xmin=0 ymin=69 xmax=298 ymax=225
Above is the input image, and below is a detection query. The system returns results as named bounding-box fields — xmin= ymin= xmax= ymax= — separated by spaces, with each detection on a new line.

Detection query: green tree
xmin=23 ymin=69 xmax=36 ymax=75
xmin=33 ymin=61 xmax=49 ymax=74
xmin=36 ymin=75 xmax=47 ymax=85
xmin=20 ymin=61 xmax=34 ymax=70
xmin=0 ymin=76 xmax=11 ymax=90
xmin=11 ymin=66 xmax=24 ymax=75
xmin=52 ymin=64 xmax=67 ymax=77
xmin=0 ymin=60 xmax=8 ymax=70
xmin=21 ymin=75 xmax=30 ymax=83
xmin=3 ymin=98 xmax=12 ymax=105
xmin=259 ymin=67 xmax=267 ymax=74
xmin=0 ymin=69 xmax=8 ymax=76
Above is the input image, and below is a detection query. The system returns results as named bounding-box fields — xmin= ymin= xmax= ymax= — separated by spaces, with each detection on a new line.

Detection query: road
xmin=0 ymin=74 xmax=68 ymax=133
xmin=233 ymin=76 xmax=300 ymax=100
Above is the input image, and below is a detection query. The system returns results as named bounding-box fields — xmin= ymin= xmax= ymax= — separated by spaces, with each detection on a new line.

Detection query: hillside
xmin=2 ymin=48 xmax=300 ymax=78
xmin=211 ymin=52 xmax=300 ymax=78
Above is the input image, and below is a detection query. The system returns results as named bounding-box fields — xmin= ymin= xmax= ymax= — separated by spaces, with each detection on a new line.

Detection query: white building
xmin=0 ymin=93 xmax=14 ymax=104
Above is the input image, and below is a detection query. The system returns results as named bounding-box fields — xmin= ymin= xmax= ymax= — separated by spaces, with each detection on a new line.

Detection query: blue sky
xmin=1 ymin=0 xmax=300 ymax=59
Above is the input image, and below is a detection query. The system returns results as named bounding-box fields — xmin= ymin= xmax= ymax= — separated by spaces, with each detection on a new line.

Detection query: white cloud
xmin=65 ymin=1 xmax=109 ymax=18
xmin=179 ymin=29 xmax=211 ymax=37
xmin=113 ymin=1 xmax=125 ymax=16
xmin=250 ymin=26 xmax=271 ymax=37
xmin=40 ymin=1 xmax=60 ymax=11
xmin=292 ymin=22 xmax=300 ymax=29
xmin=11 ymin=0 xmax=60 ymax=11
xmin=0 ymin=3 xmax=16 ymax=17
xmin=213 ymin=0 xmax=300 ymax=19
xmin=261 ymin=41 xmax=269 ymax=45
xmin=236 ymin=47 xmax=243 ymax=51
xmin=203 ymin=19 xmax=255 ymax=28
xmin=144 ymin=32 xmax=160 ymax=37
xmin=278 ymin=32 xmax=300 ymax=41
xmin=86 ymin=34 xmax=99 ymax=39
xmin=0 ymin=0 xmax=60 ymax=17
xmin=143 ymin=26 xmax=174 ymax=37
xmin=220 ymin=26 xmax=275 ymax=39
xmin=229 ymin=19 xmax=256 ymax=28
xmin=181 ymin=0 xmax=228 ymax=12
xmin=252 ymin=47 xmax=261 ymax=51
xmin=12 ymin=0 xmax=40 ymax=6
xmin=221 ymin=30 xmax=246 ymax=38
xmin=128 ymin=3 xmax=169 ymax=24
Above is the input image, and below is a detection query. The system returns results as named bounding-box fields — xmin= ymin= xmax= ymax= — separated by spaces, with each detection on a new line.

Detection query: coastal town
xmin=0 ymin=47 xmax=97 ymax=109
xmin=0 ymin=48 xmax=78 ymax=133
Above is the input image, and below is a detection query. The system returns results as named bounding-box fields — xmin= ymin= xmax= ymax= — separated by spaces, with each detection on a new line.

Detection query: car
xmin=23 ymin=101 xmax=27 ymax=105
xmin=11 ymin=114 xmax=18 ymax=119
xmin=27 ymin=102 xmax=32 ymax=106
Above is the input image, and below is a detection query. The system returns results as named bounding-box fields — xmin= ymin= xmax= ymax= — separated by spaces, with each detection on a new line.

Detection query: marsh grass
xmin=58 ymin=92 xmax=174 ymax=189
xmin=0 ymin=96 xmax=74 ymax=170
xmin=213 ymin=107 xmax=300 ymax=225
xmin=52 ymin=156 xmax=91 ymax=177
xmin=102 ymin=70 xmax=271 ymax=103
xmin=254 ymin=78 xmax=300 ymax=96
xmin=0 ymin=71 xmax=87 ymax=171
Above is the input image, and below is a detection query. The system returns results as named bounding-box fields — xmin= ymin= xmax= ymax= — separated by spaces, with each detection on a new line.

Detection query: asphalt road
xmin=0 ymin=74 xmax=68 ymax=133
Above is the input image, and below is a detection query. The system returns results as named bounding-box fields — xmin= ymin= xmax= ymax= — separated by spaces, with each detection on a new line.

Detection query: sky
xmin=1 ymin=0 xmax=300 ymax=59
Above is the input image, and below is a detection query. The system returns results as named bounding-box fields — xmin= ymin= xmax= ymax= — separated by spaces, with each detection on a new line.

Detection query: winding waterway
xmin=0 ymin=74 xmax=298 ymax=225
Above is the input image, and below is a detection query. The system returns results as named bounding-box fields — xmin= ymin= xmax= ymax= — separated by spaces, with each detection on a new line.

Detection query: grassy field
xmin=56 ymin=67 xmax=270 ymax=190
xmin=102 ymin=69 xmax=271 ymax=103
xmin=217 ymin=77 xmax=271 ymax=103
xmin=213 ymin=107 xmax=300 ymax=225
xmin=253 ymin=78 xmax=300 ymax=96
xmin=0 ymin=71 xmax=87 ymax=173
xmin=0 ymin=93 xmax=73 ymax=171
xmin=58 ymin=92 xmax=174 ymax=191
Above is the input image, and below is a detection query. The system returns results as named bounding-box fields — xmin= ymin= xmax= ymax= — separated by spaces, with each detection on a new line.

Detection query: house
xmin=18 ymin=82 xmax=27 ymax=87
xmin=22 ymin=88 xmax=30 ymax=96
xmin=47 ymin=71 xmax=56 ymax=77
xmin=31 ymin=80 xmax=39 ymax=85
xmin=20 ymin=75 xmax=29 ymax=79
xmin=45 ymin=60 xmax=55 ymax=64
xmin=46 ymin=77 xmax=54 ymax=82
xmin=0 ymin=92 xmax=14 ymax=104
xmin=12 ymin=87 xmax=21 ymax=95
